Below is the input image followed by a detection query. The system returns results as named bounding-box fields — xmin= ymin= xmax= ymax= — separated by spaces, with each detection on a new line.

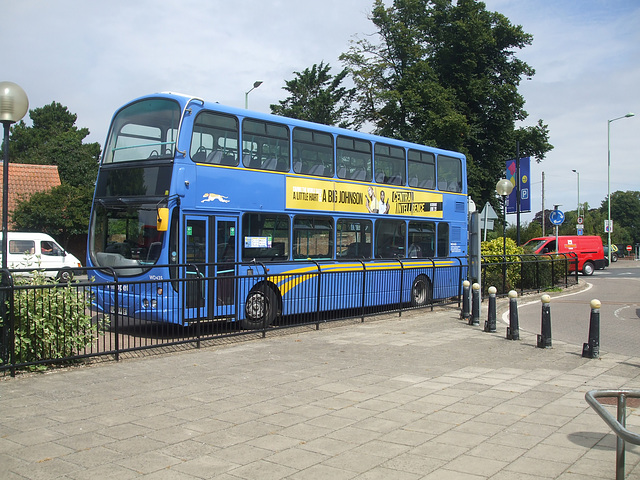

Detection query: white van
xmin=0 ymin=232 xmax=82 ymax=281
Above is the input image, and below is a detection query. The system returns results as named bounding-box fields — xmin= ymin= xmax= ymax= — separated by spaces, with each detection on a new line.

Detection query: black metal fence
xmin=0 ymin=259 xmax=466 ymax=375
xmin=480 ymin=253 xmax=578 ymax=296
xmin=0 ymin=254 xmax=579 ymax=375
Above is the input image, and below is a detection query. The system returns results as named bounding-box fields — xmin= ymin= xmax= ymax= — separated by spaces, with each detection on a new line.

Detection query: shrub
xmin=481 ymin=238 xmax=523 ymax=292
xmin=1 ymin=271 xmax=101 ymax=369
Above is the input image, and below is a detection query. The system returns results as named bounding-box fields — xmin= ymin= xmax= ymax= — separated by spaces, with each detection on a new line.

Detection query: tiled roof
xmin=0 ymin=163 xmax=61 ymax=228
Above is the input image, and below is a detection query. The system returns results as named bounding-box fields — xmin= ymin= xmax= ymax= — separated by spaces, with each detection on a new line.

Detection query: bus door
xmin=183 ymin=215 xmax=238 ymax=322
xmin=184 ymin=216 xmax=208 ymax=321
xmin=213 ymin=217 xmax=238 ymax=318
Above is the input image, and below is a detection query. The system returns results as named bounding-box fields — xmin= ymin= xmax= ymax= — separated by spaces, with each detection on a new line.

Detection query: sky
xmin=4 ymin=0 xmax=639 ymax=227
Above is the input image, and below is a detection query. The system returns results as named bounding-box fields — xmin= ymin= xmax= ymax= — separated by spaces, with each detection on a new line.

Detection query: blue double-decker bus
xmin=87 ymin=92 xmax=467 ymax=328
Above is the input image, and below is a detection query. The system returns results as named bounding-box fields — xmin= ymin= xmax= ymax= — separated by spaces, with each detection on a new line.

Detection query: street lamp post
xmin=496 ymin=178 xmax=514 ymax=292
xmin=0 ymin=82 xmax=29 ymax=270
xmin=571 ymin=169 xmax=580 ymax=220
xmin=244 ymin=81 xmax=263 ymax=109
xmin=607 ymin=113 xmax=634 ymax=265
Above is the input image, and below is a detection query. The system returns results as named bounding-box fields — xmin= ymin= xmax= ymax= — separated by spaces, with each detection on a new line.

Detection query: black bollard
xmin=537 ymin=294 xmax=552 ymax=348
xmin=460 ymin=280 xmax=471 ymax=320
xmin=469 ymin=283 xmax=480 ymax=326
xmin=484 ymin=286 xmax=497 ymax=332
xmin=506 ymin=290 xmax=519 ymax=340
xmin=582 ymin=299 xmax=601 ymax=359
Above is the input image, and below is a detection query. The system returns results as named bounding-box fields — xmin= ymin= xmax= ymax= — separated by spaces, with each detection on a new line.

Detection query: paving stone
xmin=3 ymin=304 xmax=640 ymax=480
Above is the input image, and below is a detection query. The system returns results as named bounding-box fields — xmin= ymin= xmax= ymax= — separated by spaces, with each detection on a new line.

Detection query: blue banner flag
xmin=505 ymin=157 xmax=531 ymax=214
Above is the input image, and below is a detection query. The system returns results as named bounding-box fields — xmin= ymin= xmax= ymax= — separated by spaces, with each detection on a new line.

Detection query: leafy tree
xmin=506 ymin=220 xmax=542 ymax=245
xmin=12 ymin=184 xmax=94 ymax=250
xmin=271 ymin=62 xmax=356 ymax=128
xmin=601 ymin=190 xmax=640 ymax=245
xmin=525 ymin=190 xmax=640 ymax=247
xmin=340 ymin=0 xmax=553 ymax=206
xmin=6 ymin=102 xmax=100 ymax=258
xmin=9 ymin=102 xmax=100 ymax=186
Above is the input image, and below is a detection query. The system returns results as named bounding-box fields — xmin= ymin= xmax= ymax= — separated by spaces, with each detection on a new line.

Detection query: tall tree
xmin=11 ymin=184 xmax=95 ymax=248
xmin=271 ymin=62 xmax=356 ymax=128
xmin=9 ymin=102 xmax=100 ymax=186
xmin=601 ymin=190 xmax=640 ymax=245
xmin=8 ymin=102 xmax=101 ymax=257
xmin=341 ymin=0 xmax=552 ymax=206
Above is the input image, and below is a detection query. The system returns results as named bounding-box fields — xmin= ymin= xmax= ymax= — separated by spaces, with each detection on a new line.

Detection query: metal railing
xmin=480 ymin=253 xmax=578 ymax=296
xmin=0 ymin=259 xmax=466 ymax=375
xmin=585 ymin=389 xmax=640 ymax=480
xmin=0 ymin=253 xmax=580 ymax=375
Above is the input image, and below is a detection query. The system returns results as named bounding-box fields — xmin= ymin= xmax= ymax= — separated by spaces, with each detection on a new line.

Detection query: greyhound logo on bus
xmin=202 ymin=193 xmax=230 ymax=203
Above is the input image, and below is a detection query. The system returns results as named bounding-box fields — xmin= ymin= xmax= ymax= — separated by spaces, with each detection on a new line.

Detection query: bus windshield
xmin=89 ymin=202 xmax=165 ymax=273
xmin=103 ymin=98 xmax=181 ymax=164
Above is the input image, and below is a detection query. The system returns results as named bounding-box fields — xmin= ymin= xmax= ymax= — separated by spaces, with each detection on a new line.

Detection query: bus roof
xmin=121 ymin=91 xmax=467 ymax=161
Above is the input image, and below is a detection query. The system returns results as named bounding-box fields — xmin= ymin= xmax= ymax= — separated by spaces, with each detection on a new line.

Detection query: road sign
xmin=577 ymin=216 xmax=583 ymax=225
xmin=604 ymin=219 xmax=613 ymax=233
xmin=549 ymin=209 xmax=565 ymax=225
xmin=479 ymin=202 xmax=498 ymax=220
xmin=627 ymin=245 xmax=633 ymax=252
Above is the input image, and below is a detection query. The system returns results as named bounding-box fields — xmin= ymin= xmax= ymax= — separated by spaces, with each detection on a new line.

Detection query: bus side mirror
xmin=157 ymin=207 xmax=169 ymax=232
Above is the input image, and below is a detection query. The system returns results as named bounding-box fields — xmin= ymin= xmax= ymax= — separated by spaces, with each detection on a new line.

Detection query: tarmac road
xmin=504 ymin=260 xmax=640 ymax=357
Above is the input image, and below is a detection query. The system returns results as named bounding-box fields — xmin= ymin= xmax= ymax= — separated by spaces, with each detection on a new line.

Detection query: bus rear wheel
xmin=243 ymin=285 xmax=277 ymax=329
xmin=411 ymin=275 xmax=432 ymax=307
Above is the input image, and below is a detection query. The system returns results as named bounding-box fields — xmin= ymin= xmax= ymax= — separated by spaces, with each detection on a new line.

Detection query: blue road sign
xmin=549 ymin=209 xmax=565 ymax=225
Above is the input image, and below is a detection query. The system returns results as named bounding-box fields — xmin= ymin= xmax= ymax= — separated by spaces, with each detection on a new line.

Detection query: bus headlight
xmin=142 ymin=298 xmax=158 ymax=309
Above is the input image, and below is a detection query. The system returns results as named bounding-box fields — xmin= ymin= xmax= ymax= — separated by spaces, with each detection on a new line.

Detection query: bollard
xmin=469 ymin=283 xmax=480 ymax=326
xmin=484 ymin=286 xmax=497 ymax=333
xmin=537 ymin=294 xmax=552 ymax=348
xmin=582 ymin=299 xmax=601 ymax=359
xmin=460 ymin=280 xmax=471 ymax=320
xmin=506 ymin=290 xmax=519 ymax=340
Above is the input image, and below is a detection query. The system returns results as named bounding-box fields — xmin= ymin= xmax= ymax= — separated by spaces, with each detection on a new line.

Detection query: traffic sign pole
xmin=550 ymin=208 xmax=565 ymax=253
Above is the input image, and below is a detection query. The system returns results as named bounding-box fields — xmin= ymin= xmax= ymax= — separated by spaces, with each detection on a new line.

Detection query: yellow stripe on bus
xmin=266 ymin=260 xmax=456 ymax=296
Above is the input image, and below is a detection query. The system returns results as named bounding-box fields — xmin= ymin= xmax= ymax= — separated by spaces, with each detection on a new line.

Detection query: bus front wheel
xmin=411 ymin=275 xmax=432 ymax=307
xmin=243 ymin=285 xmax=277 ymax=329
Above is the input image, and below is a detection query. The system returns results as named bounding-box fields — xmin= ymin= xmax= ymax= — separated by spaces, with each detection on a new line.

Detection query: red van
xmin=522 ymin=235 xmax=606 ymax=275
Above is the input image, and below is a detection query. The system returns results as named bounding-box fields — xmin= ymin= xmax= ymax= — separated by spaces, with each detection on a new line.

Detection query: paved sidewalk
xmin=2 ymin=305 xmax=640 ymax=479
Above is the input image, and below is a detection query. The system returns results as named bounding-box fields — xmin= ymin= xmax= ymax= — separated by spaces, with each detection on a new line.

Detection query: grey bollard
xmin=506 ymin=290 xmax=519 ymax=340
xmin=582 ymin=299 xmax=601 ymax=359
xmin=469 ymin=283 xmax=480 ymax=326
xmin=537 ymin=294 xmax=552 ymax=348
xmin=484 ymin=286 xmax=497 ymax=333
xmin=460 ymin=280 xmax=471 ymax=320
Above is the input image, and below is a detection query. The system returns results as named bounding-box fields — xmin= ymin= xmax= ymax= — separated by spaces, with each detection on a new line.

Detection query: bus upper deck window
xmin=190 ymin=111 xmax=239 ymax=165
xmin=337 ymin=136 xmax=372 ymax=182
xmin=437 ymin=155 xmax=463 ymax=192
xmin=103 ymin=99 xmax=180 ymax=164
xmin=374 ymin=143 xmax=406 ymax=186
xmin=408 ymin=150 xmax=435 ymax=189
